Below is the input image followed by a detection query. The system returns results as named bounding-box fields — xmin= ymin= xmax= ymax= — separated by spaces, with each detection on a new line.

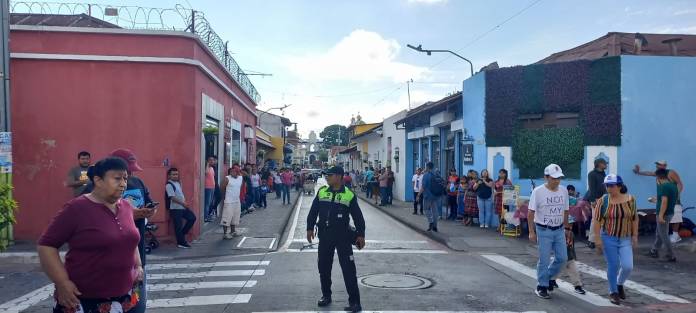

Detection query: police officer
xmin=307 ymin=166 xmax=366 ymax=312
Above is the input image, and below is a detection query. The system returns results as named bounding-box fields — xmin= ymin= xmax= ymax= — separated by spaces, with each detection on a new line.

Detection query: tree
xmin=318 ymin=150 xmax=329 ymax=162
xmin=320 ymin=124 xmax=349 ymax=148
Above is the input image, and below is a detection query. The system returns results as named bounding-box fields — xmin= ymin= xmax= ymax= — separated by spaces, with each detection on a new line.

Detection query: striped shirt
xmin=594 ymin=195 xmax=637 ymax=238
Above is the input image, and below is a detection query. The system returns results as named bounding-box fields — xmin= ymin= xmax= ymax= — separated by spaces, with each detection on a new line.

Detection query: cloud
xmin=651 ymin=25 xmax=696 ymax=34
xmin=408 ymin=0 xmax=448 ymax=4
xmin=673 ymin=9 xmax=696 ymax=16
xmin=284 ymin=29 xmax=428 ymax=83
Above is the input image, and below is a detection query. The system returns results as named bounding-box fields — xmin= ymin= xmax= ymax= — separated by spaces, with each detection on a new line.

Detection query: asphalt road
xmin=3 ymin=180 xmax=693 ymax=313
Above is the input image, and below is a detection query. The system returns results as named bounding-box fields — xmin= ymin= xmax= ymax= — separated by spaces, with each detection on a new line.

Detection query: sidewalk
xmin=0 ymin=191 xmax=301 ymax=263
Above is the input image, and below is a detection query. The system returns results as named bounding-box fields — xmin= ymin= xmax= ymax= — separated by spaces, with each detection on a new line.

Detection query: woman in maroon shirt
xmin=38 ymin=157 xmax=143 ymax=313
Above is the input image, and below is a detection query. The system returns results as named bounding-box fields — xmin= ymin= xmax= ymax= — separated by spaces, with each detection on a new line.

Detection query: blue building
xmin=459 ymin=32 xmax=696 ymax=209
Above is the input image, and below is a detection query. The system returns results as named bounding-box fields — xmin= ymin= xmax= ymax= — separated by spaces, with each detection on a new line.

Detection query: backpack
xmin=429 ymin=173 xmax=446 ymax=197
xmin=165 ymin=181 xmax=176 ymax=209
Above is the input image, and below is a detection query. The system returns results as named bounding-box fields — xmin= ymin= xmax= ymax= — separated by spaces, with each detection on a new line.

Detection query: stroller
xmin=143 ymin=222 xmax=160 ymax=254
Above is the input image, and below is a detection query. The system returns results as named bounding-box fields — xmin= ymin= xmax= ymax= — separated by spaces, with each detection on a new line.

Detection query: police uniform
xmin=307 ymin=178 xmax=366 ymax=308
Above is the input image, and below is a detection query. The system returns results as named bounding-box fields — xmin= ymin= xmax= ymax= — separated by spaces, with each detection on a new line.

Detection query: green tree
xmin=320 ymin=124 xmax=349 ymax=148
xmin=318 ymin=150 xmax=329 ymax=162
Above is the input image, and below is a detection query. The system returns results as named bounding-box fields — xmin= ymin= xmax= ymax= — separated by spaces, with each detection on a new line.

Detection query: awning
xmin=339 ymin=146 xmax=357 ymax=154
xmin=256 ymin=137 xmax=274 ymax=149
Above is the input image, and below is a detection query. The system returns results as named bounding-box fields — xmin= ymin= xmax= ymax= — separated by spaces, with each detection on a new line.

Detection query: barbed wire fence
xmin=9 ymin=1 xmax=260 ymax=102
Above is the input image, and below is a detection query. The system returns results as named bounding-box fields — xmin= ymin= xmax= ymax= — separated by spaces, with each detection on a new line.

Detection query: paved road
xmin=2 ymin=180 xmax=694 ymax=313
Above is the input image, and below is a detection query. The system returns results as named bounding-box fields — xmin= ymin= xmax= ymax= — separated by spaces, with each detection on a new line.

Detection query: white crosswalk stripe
xmin=145 ymin=258 xmax=269 ymax=308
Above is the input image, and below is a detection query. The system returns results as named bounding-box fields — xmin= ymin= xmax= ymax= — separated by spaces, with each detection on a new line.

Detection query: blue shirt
xmin=365 ymin=170 xmax=374 ymax=182
xmin=421 ymin=172 xmax=435 ymax=200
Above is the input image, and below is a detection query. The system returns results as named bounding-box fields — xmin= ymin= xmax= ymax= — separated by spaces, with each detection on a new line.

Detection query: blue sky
xmin=24 ymin=0 xmax=696 ymax=138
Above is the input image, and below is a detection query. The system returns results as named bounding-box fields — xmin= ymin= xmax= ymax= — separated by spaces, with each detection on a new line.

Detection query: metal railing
xmin=10 ymin=1 xmax=260 ymax=102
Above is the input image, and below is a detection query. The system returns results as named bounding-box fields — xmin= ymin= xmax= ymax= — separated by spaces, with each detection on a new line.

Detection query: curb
xmin=357 ymin=195 xmax=462 ymax=251
xmin=271 ymin=193 xmax=302 ymax=251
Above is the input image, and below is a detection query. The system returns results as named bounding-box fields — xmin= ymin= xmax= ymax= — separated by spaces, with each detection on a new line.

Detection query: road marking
xmin=237 ymin=236 xmax=248 ymax=248
xmin=480 ymin=254 xmax=616 ymax=307
xmin=147 ymin=261 xmax=270 ymax=270
xmin=149 ymin=280 xmax=257 ymax=291
xmin=268 ymin=237 xmax=277 ymax=249
xmin=286 ymin=249 xmax=447 ymax=254
xmin=0 ymin=283 xmax=53 ymax=312
xmin=575 ymin=261 xmax=691 ymax=304
xmin=280 ymin=195 xmax=304 ymax=251
xmin=252 ymin=311 xmax=547 ymax=313
xmin=291 ymin=239 xmax=428 ymax=244
xmin=148 ymin=269 xmax=265 ymax=280
xmin=148 ymin=294 xmax=252 ymax=308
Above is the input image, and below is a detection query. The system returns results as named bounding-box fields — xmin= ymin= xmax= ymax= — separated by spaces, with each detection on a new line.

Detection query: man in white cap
xmin=528 ymin=164 xmax=570 ymax=299
xmin=634 ymin=160 xmax=684 ymax=243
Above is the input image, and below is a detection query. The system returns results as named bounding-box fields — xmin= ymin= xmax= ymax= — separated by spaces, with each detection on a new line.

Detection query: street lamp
xmin=406 ymin=44 xmax=474 ymax=77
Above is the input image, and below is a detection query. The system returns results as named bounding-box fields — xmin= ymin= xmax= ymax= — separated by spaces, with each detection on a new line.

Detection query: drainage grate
xmin=237 ymin=237 xmax=277 ymax=249
xmin=358 ymin=273 xmax=433 ymax=290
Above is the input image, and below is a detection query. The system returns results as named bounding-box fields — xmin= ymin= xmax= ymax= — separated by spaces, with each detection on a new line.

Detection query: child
xmin=551 ymin=215 xmax=586 ymax=295
xmin=457 ymin=177 xmax=469 ymax=224
xmin=259 ymin=180 xmax=269 ymax=208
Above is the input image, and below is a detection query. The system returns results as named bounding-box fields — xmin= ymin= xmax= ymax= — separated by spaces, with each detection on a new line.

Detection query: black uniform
xmin=307 ymin=185 xmax=366 ymax=305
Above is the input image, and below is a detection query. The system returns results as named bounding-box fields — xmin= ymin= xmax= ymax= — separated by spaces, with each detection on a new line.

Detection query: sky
xmin=20 ymin=0 xmax=696 ymax=138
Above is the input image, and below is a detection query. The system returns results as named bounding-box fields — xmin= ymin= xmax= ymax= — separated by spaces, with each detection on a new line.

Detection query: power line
xmin=426 ymin=0 xmax=543 ymax=71
xmin=265 ymin=84 xmax=400 ymax=99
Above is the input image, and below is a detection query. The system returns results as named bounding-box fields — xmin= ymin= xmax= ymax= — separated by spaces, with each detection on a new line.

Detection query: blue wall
xmin=619 ymin=56 xmax=696 ymax=209
xmin=461 ymin=72 xmax=487 ymax=175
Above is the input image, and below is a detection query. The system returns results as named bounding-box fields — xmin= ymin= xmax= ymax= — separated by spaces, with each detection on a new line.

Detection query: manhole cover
xmin=359 ymin=273 xmax=433 ymax=290
xmin=237 ymin=237 xmax=276 ymax=249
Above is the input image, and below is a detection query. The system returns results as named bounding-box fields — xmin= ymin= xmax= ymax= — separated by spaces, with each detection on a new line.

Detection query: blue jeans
xmin=535 ymin=226 xmax=568 ymax=287
xmin=386 ymin=186 xmax=393 ymax=204
xmin=366 ymin=183 xmax=372 ymax=198
xmin=252 ymin=187 xmax=260 ymax=206
xmin=204 ymin=188 xmax=214 ymax=217
xmin=601 ymin=231 xmax=634 ymax=293
xmin=477 ymin=197 xmax=494 ymax=227
xmin=282 ymin=184 xmax=291 ymax=204
xmin=380 ymin=187 xmax=388 ymax=205
xmin=437 ymin=197 xmax=444 ymax=218
xmin=423 ymin=197 xmax=438 ymax=228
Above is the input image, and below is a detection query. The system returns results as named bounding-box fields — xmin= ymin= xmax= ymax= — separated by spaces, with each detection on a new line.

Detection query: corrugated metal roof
xmin=10 ymin=13 xmax=120 ymax=28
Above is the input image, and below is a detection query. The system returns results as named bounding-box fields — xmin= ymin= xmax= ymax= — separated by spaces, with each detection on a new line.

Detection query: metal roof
xmin=10 ymin=13 xmax=120 ymax=28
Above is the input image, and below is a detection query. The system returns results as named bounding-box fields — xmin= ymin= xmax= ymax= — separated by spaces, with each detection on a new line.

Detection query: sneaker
xmin=617 ymin=285 xmax=626 ymax=299
xmin=223 ymin=233 xmax=234 ymax=240
xmin=664 ymin=256 xmax=677 ymax=263
xmin=575 ymin=286 xmax=586 ymax=294
xmin=670 ymin=233 xmax=682 ymax=244
xmin=480 ymin=225 xmax=485 ymax=228
xmin=609 ymin=292 xmax=621 ymax=305
xmin=177 ymin=242 xmax=192 ymax=249
xmin=588 ymin=242 xmax=596 ymax=249
xmin=647 ymin=249 xmax=659 ymax=258
xmin=548 ymin=280 xmax=559 ymax=292
xmin=535 ymin=286 xmax=550 ymax=299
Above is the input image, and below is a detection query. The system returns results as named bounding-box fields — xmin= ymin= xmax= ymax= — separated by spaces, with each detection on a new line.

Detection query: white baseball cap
xmin=544 ymin=164 xmax=565 ymax=178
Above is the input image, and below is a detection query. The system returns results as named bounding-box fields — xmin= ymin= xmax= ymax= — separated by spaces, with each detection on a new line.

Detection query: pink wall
xmin=10 ymin=28 xmax=257 ymax=241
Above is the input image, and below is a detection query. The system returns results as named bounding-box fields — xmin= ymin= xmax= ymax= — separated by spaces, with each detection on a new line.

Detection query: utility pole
xmin=0 ymin=0 xmax=12 ymax=245
xmin=407 ymin=79 xmax=413 ymax=110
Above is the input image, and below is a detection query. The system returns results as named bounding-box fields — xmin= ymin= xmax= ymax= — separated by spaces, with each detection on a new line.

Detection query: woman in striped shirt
xmin=593 ymin=174 xmax=639 ymax=305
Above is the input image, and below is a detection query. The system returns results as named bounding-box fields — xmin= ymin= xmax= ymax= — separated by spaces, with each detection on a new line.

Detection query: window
xmin=431 ymin=136 xmax=440 ymax=172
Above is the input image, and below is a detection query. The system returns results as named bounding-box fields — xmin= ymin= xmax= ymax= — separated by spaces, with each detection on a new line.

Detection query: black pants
xmin=171 ymin=209 xmax=196 ymax=245
xmin=318 ymin=234 xmax=360 ymax=305
xmin=260 ymin=193 xmax=267 ymax=208
xmin=413 ymin=192 xmax=423 ymax=213
xmin=447 ymin=195 xmax=458 ymax=219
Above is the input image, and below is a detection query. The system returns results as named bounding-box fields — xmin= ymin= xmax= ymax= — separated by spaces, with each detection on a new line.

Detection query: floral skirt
xmin=53 ymin=288 xmax=139 ymax=313
xmin=465 ymin=193 xmax=479 ymax=216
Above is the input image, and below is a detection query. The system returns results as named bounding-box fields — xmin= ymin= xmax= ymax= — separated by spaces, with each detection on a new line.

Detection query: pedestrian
xmin=274 ymin=170 xmax=283 ymax=199
xmin=165 ymin=167 xmax=196 ymax=249
xmin=378 ymin=168 xmax=389 ymax=206
xmin=585 ymin=158 xmax=607 ymax=249
xmin=281 ymin=168 xmax=294 ymax=205
xmin=204 ymin=156 xmax=217 ymax=222
xmin=364 ymin=167 xmax=374 ymax=198
xmin=306 ymin=166 xmax=366 ymax=312
xmin=65 ymin=151 xmax=91 ymax=197
xmin=593 ymin=174 xmax=638 ymax=305
xmin=386 ymin=166 xmax=395 ymax=205
xmin=418 ymin=162 xmax=444 ymax=232
xmin=528 ymin=164 xmax=570 ymax=300
xmin=259 ymin=180 xmax=269 ymax=209
xmin=457 ymin=176 xmax=468 ymax=223
xmin=343 ymin=172 xmax=353 ymax=189
xmin=38 ymin=157 xmax=143 ymax=312
xmin=474 ymin=169 xmax=495 ymax=229
xmin=553 ymin=215 xmax=587 ymax=296
xmin=634 ymin=160 xmax=684 ymax=243
xmin=446 ymin=169 xmax=459 ymax=220
xmin=250 ymin=167 xmax=261 ymax=207
xmin=494 ymin=169 xmax=513 ymax=226
xmin=647 ymin=168 xmax=679 ymax=262
xmin=372 ymin=169 xmax=382 ymax=205
xmin=412 ymin=168 xmax=423 ymax=215
xmin=220 ymin=164 xmax=244 ymax=239
xmin=464 ymin=170 xmax=480 ymax=226
xmin=350 ymin=170 xmax=357 ymax=189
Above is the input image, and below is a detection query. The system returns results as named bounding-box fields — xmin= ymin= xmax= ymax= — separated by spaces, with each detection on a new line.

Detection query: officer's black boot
xmin=317 ymin=296 xmax=332 ymax=307
xmin=344 ymin=303 xmax=362 ymax=312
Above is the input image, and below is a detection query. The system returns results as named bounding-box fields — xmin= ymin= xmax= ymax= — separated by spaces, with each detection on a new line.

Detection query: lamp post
xmin=406 ymin=44 xmax=474 ymax=77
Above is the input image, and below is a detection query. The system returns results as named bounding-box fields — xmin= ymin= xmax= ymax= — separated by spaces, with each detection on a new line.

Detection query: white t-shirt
xmin=273 ymin=173 xmax=282 ymax=184
xmin=224 ymin=175 xmax=244 ymax=204
xmin=529 ymin=184 xmax=569 ymax=227
xmin=250 ymin=174 xmax=261 ymax=188
xmin=412 ymin=174 xmax=423 ymax=192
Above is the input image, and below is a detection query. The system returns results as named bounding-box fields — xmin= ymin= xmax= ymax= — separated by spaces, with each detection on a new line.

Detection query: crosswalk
xmin=145 ymin=258 xmax=269 ymax=309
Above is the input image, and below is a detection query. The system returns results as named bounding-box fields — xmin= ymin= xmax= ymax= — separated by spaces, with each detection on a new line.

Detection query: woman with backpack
xmin=593 ymin=174 xmax=638 ymax=305
xmin=474 ymin=169 xmax=495 ymax=229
